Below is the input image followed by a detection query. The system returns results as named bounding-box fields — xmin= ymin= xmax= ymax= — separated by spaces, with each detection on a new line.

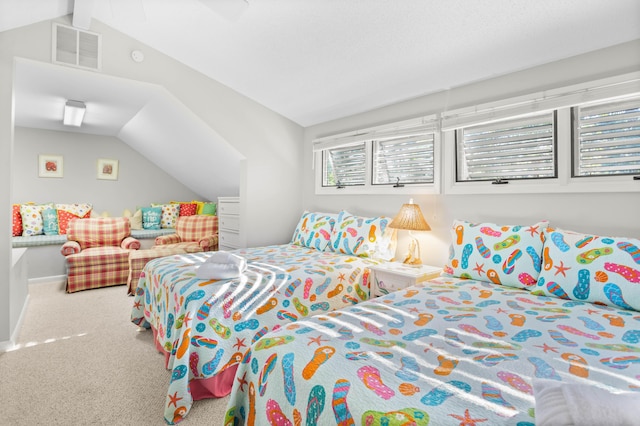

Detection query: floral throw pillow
xmin=443 ymin=219 xmax=547 ymax=289
xmin=20 ymin=203 xmax=54 ymax=236
xmin=291 ymin=211 xmax=336 ymax=251
xmin=329 ymin=211 xmax=392 ymax=258
xmin=532 ymin=227 xmax=640 ymax=312
xmin=152 ymin=203 xmax=180 ymax=228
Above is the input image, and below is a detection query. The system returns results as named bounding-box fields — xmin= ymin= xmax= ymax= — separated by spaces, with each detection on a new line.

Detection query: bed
xmin=223 ymin=221 xmax=640 ymax=425
xmin=131 ymin=211 xmax=394 ymax=424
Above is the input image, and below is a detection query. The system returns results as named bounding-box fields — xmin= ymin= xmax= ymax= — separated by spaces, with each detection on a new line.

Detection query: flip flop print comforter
xmin=130 ymin=244 xmax=379 ymax=424
xmin=224 ymin=276 xmax=640 ymax=425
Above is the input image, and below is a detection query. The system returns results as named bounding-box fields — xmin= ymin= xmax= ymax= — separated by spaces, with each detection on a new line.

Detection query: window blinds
xmin=573 ymin=96 xmax=640 ymax=177
xmin=373 ymin=135 xmax=434 ymax=184
xmin=456 ymin=112 xmax=556 ymax=182
xmin=315 ymin=115 xmax=437 ymax=188
xmin=323 ymin=143 xmax=366 ymax=186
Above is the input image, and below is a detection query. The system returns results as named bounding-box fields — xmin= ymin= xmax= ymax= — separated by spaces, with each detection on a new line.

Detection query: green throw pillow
xmin=201 ymin=202 xmax=217 ymax=216
xmin=42 ymin=208 xmax=59 ymax=236
xmin=141 ymin=206 xmax=162 ymax=230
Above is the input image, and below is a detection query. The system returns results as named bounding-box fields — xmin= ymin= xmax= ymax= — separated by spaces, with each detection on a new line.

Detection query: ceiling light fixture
xmin=63 ymin=100 xmax=86 ymax=127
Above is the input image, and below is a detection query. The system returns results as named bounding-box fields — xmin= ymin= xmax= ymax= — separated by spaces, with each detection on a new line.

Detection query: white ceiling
xmin=3 ymin=0 xmax=640 ymax=129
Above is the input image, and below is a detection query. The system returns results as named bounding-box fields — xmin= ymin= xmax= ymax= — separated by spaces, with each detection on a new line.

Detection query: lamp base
xmin=401 ymin=233 xmax=423 ymax=267
xmin=402 ymin=258 xmax=423 ymax=267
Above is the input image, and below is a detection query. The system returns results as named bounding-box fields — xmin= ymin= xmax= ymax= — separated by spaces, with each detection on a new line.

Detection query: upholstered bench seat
xmin=128 ymin=247 xmax=194 ymax=295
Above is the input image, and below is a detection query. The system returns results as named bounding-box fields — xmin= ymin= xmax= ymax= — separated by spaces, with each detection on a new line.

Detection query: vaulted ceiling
xmin=5 ymin=0 xmax=640 ymax=128
xmin=3 ymin=1 xmax=640 ymax=200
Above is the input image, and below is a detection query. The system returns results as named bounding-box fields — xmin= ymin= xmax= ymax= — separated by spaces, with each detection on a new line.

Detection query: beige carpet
xmin=0 ymin=281 xmax=229 ymax=425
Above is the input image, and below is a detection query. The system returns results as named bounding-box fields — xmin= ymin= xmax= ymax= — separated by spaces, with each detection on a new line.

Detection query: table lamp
xmin=389 ymin=199 xmax=431 ymax=266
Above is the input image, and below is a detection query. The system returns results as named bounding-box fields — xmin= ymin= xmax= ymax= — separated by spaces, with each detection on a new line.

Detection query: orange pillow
xmin=12 ymin=204 xmax=22 ymax=236
xmin=57 ymin=210 xmax=90 ymax=235
xmin=179 ymin=203 xmax=197 ymax=216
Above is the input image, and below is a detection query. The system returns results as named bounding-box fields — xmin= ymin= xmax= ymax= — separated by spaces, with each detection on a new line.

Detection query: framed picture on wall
xmin=38 ymin=154 xmax=63 ymax=178
xmin=97 ymin=158 xmax=119 ymax=180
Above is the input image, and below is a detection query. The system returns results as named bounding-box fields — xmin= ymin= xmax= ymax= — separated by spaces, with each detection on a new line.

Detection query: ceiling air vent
xmin=52 ymin=23 xmax=102 ymax=71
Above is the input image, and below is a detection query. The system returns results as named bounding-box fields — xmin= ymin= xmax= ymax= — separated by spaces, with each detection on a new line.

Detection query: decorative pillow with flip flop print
xmin=443 ymin=219 xmax=548 ymax=289
xmin=533 ymin=227 xmax=640 ymax=312
xmin=330 ymin=211 xmax=392 ymax=259
xmin=290 ymin=211 xmax=337 ymax=251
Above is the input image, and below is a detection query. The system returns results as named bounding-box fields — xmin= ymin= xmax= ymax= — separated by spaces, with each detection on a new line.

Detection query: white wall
xmin=13 ymin=127 xmax=203 ymax=215
xmin=304 ymin=40 xmax=640 ymax=268
xmin=88 ymin=18 xmax=305 ymax=247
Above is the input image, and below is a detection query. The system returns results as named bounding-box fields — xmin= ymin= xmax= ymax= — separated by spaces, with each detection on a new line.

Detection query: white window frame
xmin=571 ymin=95 xmax=640 ymax=178
xmin=443 ymin=72 xmax=640 ymax=195
xmin=314 ymin=116 xmax=441 ymax=195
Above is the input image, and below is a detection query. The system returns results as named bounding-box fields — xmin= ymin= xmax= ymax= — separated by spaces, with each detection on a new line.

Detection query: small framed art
xmin=38 ymin=154 xmax=63 ymax=178
xmin=97 ymin=158 xmax=119 ymax=180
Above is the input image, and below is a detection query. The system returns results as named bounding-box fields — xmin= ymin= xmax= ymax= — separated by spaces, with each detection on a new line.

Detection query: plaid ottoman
xmin=127 ymin=247 xmax=191 ymax=295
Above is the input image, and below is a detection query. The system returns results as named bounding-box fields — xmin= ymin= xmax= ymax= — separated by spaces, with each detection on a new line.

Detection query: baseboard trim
xmin=28 ymin=275 xmax=66 ymax=286
xmin=0 ymin=293 xmax=30 ymax=353
xmin=9 ymin=293 xmax=30 ymax=345
xmin=0 ymin=340 xmax=17 ymax=352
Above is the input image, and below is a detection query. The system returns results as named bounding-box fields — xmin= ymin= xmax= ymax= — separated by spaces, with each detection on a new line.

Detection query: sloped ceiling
xmin=4 ymin=0 xmax=640 ymax=127
xmin=4 ymin=0 xmax=640 ymax=200
xmin=13 ymin=58 xmax=244 ymax=200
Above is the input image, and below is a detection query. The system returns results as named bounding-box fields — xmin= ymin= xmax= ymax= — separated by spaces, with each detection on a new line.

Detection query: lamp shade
xmin=389 ymin=203 xmax=431 ymax=231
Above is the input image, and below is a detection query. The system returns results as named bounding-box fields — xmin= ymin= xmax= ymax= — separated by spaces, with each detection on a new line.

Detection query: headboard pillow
xmin=290 ymin=211 xmax=336 ymax=251
xmin=443 ymin=219 xmax=547 ymax=289
xmin=329 ymin=211 xmax=394 ymax=259
xmin=532 ymin=227 xmax=640 ymax=312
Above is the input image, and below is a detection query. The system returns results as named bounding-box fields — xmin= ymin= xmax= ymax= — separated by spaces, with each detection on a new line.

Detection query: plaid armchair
xmin=153 ymin=215 xmax=218 ymax=252
xmin=61 ymin=217 xmax=140 ymax=293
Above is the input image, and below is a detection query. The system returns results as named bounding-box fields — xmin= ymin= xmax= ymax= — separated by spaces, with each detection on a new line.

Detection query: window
xmin=443 ymin=72 xmax=640 ymax=194
xmin=373 ymin=134 xmax=434 ymax=185
xmin=314 ymin=116 xmax=440 ymax=194
xmin=322 ymin=143 xmax=366 ymax=187
xmin=572 ymin=96 xmax=640 ymax=177
xmin=456 ymin=112 xmax=556 ymax=182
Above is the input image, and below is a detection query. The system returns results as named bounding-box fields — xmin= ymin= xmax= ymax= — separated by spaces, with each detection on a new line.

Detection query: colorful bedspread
xmin=224 ymin=276 xmax=640 ymax=425
xmin=130 ymin=244 xmax=378 ymax=424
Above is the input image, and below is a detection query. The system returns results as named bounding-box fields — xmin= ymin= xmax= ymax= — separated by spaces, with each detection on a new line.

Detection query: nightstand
xmin=369 ymin=263 xmax=442 ymax=297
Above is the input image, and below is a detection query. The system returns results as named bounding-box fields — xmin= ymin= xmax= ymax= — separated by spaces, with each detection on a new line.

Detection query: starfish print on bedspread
xmin=168 ymin=392 xmax=183 ymax=408
xmin=449 ymin=408 xmax=488 ymax=425
xmin=307 ymin=335 xmax=329 ymax=346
